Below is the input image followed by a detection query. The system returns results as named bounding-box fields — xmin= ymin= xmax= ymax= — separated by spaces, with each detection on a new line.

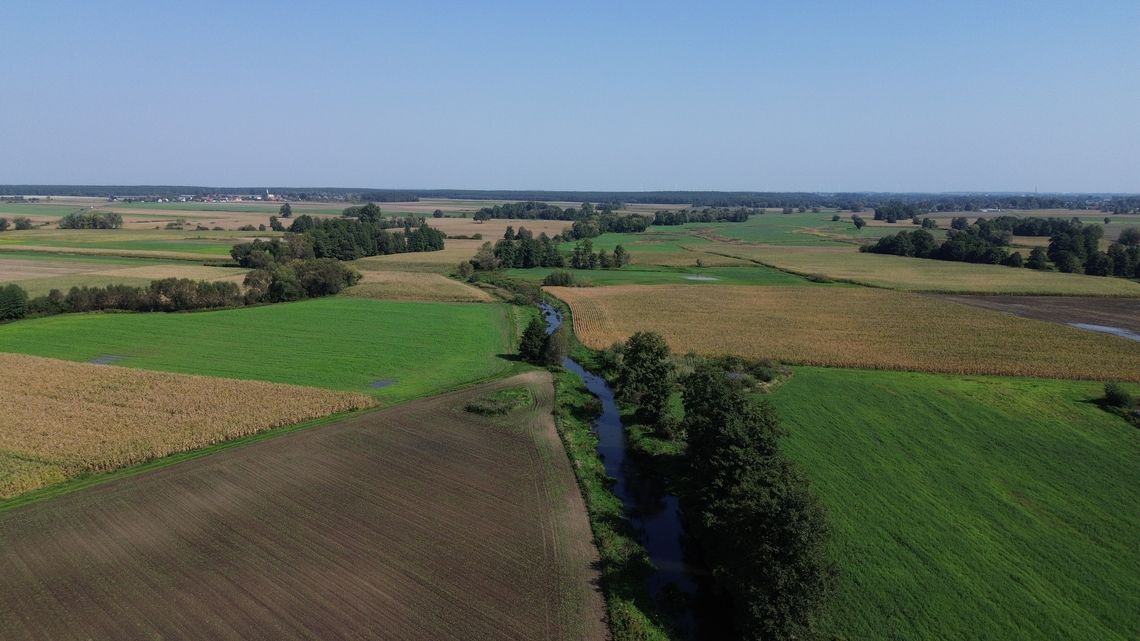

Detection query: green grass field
xmin=770 ymin=367 xmax=1140 ymax=641
xmin=506 ymin=264 xmax=830 ymax=286
xmin=0 ymin=297 xmax=515 ymax=403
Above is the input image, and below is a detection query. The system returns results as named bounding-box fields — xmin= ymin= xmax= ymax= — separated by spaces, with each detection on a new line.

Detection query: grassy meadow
xmin=771 ymin=367 xmax=1140 ymax=641
xmin=0 ymin=297 xmax=516 ymax=403
xmin=506 ymin=264 xmax=825 ymax=287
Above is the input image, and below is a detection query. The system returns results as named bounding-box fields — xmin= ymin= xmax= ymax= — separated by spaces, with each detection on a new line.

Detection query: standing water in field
xmin=541 ymin=304 xmax=695 ymax=626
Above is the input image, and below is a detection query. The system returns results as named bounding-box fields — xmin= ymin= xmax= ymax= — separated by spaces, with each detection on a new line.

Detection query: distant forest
xmin=2 ymin=185 xmax=1138 ymax=212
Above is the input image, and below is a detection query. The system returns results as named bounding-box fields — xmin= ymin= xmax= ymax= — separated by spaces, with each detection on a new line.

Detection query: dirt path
xmin=0 ymin=371 xmax=606 ymax=641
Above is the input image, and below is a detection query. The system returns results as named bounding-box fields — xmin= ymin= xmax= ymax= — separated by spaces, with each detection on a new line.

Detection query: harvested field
xmin=0 ymin=252 xmax=247 ymax=296
xmin=0 ymin=353 xmax=375 ymax=498
xmin=0 ymin=372 xmax=606 ymax=641
xmin=342 ymin=270 xmax=493 ymax=302
xmin=353 ymin=239 xmax=485 ymax=272
xmin=547 ymin=284 xmax=1140 ymax=381
xmin=707 ymin=243 xmax=1140 ymax=296
xmin=938 ymin=295 xmax=1140 ymax=334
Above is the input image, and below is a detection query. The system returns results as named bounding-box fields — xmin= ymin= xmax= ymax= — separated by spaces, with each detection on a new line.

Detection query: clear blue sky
xmin=1 ymin=1 xmax=1137 ymax=192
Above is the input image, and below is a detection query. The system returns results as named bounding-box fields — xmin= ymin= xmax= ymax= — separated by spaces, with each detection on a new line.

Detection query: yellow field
xmin=352 ymin=239 xmax=485 ymax=272
xmin=547 ymin=285 xmax=1140 ymax=381
xmin=0 ymin=353 xmax=376 ymax=498
xmin=706 ymin=243 xmax=1140 ymax=296
xmin=342 ymin=270 xmax=492 ymax=303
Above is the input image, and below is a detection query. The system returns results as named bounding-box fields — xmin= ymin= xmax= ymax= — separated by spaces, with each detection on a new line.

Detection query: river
xmin=541 ymin=304 xmax=695 ymax=613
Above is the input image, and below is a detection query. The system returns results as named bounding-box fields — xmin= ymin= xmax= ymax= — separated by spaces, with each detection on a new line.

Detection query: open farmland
xmin=0 ymin=372 xmax=606 ymax=641
xmin=0 ymin=298 xmax=515 ymax=402
xmin=0 ymin=229 xmax=260 ymax=260
xmin=771 ymin=367 xmax=1140 ymax=641
xmin=706 ymin=243 xmax=1140 ymax=296
xmin=548 ymin=284 xmax=1140 ymax=381
xmin=343 ymin=270 xmax=493 ymax=302
xmin=0 ymin=353 xmax=374 ymax=499
xmin=507 ymin=264 xmax=825 ymax=287
xmin=0 ymin=252 xmax=247 ymax=296
xmin=353 ymin=238 xmax=487 ymax=272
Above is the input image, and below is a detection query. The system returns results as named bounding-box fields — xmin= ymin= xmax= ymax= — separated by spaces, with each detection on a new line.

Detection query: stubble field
xmin=547 ymin=284 xmax=1140 ymax=381
xmin=0 ymin=372 xmax=606 ymax=641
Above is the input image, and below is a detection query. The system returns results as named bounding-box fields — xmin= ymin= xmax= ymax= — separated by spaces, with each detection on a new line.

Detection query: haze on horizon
xmin=1 ymin=0 xmax=1137 ymax=193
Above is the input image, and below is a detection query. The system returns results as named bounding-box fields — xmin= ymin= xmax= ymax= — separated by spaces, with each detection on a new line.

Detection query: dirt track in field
xmin=0 ymin=371 xmax=606 ymax=641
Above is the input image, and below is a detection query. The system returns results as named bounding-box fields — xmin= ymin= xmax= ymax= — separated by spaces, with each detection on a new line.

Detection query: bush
xmin=1105 ymin=382 xmax=1134 ymax=408
xmin=59 ymin=211 xmax=122 ymax=229
xmin=543 ymin=270 xmax=575 ymax=286
xmin=13 ymin=217 xmax=33 ymax=230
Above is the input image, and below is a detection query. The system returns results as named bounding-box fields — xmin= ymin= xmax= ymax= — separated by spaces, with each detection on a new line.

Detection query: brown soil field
xmin=342 ymin=270 xmax=493 ymax=302
xmin=0 ymin=371 xmax=606 ymax=641
xmin=0 ymin=244 xmax=227 ymax=262
xmin=938 ymin=295 xmax=1140 ymax=334
xmin=547 ymin=284 xmax=1140 ymax=381
xmin=0 ymin=353 xmax=375 ymax=498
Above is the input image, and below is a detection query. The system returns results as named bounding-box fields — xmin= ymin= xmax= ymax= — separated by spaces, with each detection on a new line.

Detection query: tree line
xmin=866 ymin=218 xmax=1140 ymax=278
xmin=58 ymin=211 xmax=123 ymax=229
xmin=564 ymin=331 xmax=834 ymax=640
xmin=233 ymin=215 xmax=445 ymax=264
xmin=0 ymin=217 xmax=34 ymax=231
xmin=651 ymin=207 xmax=756 ymax=225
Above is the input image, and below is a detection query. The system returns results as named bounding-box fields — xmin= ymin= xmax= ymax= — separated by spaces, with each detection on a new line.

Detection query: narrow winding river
xmin=541 ymin=304 xmax=695 ymax=606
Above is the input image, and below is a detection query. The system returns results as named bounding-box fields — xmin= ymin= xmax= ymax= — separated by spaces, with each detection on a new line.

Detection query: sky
xmin=1 ymin=1 xmax=1137 ymax=192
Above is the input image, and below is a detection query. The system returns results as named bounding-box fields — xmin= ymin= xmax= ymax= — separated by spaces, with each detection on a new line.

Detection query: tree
xmin=472 ymin=242 xmax=500 ymax=271
xmin=519 ymin=317 xmax=547 ymax=362
xmin=1027 ymin=247 xmax=1049 ymax=270
xmin=1002 ymin=251 xmax=1024 ymax=268
xmin=681 ymin=365 xmax=835 ymax=641
xmin=851 ymin=214 xmax=866 ymax=230
xmin=1118 ymin=227 xmax=1140 ymax=246
xmin=613 ymin=244 xmax=628 ymax=267
xmin=1104 ymin=382 xmax=1134 ymax=408
xmin=0 ymin=284 xmax=28 ymax=320
xmin=0 ymin=218 xmax=8 ymax=231
xmin=268 ymin=215 xmax=285 ymax=232
xmin=615 ymin=331 xmax=674 ymax=423
xmin=279 ymin=202 xmax=293 ymax=218
xmin=13 ymin=217 xmax=32 ymax=230
xmin=541 ymin=324 xmax=570 ymax=366
xmin=473 ymin=209 xmax=491 ymax=223
xmin=433 ymin=209 xmax=444 ymax=218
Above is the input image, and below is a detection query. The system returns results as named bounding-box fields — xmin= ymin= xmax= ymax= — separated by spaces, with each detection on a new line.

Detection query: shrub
xmin=543 ymin=270 xmax=575 ymax=286
xmin=1105 ymin=382 xmax=1134 ymax=408
xmin=13 ymin=217 xmax=33 ymax=230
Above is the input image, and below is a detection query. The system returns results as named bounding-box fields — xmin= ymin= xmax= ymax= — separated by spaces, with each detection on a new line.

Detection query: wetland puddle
xmin=1068 ymin=323 xmax=1140 ymax=342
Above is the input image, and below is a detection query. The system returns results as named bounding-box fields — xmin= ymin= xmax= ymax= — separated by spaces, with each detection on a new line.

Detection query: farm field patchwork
xmin=708 ymin=243 xmax=1140 ymax=296
xmin=0 ymin=372 xmax=606 ymax=641
xmin=547 ymin=284 xmax=1140 ymax=381
xmin=0 ymin=252 xmax=248 ymax=296
xmin=0 ymin=353 xmax=374 ymax=499
xmin=0 ymin=297 xmax=516 ymax=402
xmin=0 ymin=229 xmax=255 ymax=258
xmin=771 ymin=367 xmax=1140 ymax=641
xmin=342 ymin=270 xmax=493 ymax=302
xmin=506 ymin=264 xmax=826 ymax=287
